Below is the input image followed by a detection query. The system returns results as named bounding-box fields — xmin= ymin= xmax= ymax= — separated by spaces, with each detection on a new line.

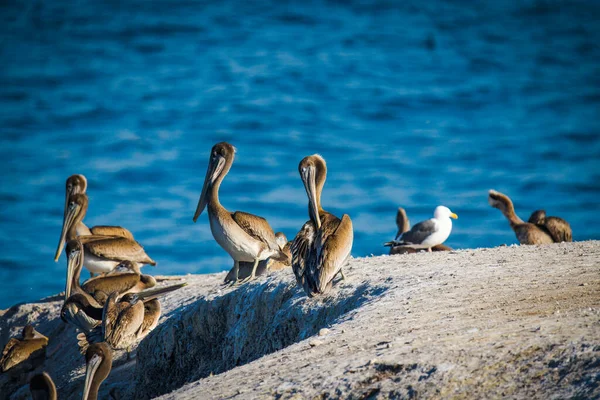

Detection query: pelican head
xmin=55 ymin=193 xmax=88 ymax=262
xmin=488 ymin=189 xmax=513 ymax=214
xmin=274 ymin=232 xmax=288 ymax=250
xmin=61 ymin=294 xmax=102 ymax=332
xmin=65 ymin=174 xmax=87 ymax=211
xmin=65 ymin=239 xmax=83 ymax=300
xmin=193 ymin=142 xmax=236 ymax=222
xmin=434 ymin=205 xmax=458 ymax=220
xmin=528 ymin=209 xmax=546 ymax=224
xmin=83 ymin=342 xmax=113 ymax=400
xmin=22 ymin=325 xmax=47 ymax=341
xmin=298 ymin=154 xmax=327 ymax=229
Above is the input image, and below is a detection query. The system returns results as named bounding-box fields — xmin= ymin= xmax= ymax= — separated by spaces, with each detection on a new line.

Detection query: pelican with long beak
xmin=291 ymin=155 xmax=353 ymax=297
xmin=528 ymin=209 xmax=572 ymax=243
xmin=0 ymin=325 xmax=48 ymax=372
xmin=192 ymin=142 xmax=288 ymax=284
xmin=57 ymin=174 xmax=134 ymax=259
xmin=76 ymin=283 xmax=186 ymax=354
xmin=54 ymin=193 xmax=156 ymax=273
xmin=488 ymin=190 xmax=555 ymax=245
xmin=29 ymin=372 xmax=57 ymax=400
xmin=64 ymin=240 xmax=156 ymax=305
xmin=82 ymin=342 xmax=113 ymax=400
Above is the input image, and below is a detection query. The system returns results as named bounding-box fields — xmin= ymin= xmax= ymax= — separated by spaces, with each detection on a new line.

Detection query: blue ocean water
xmin=1 ymin=0 xmax=599 ymax=309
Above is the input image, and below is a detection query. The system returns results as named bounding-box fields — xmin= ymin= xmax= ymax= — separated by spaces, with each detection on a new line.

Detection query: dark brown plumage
xmin=0 ymin=325 xmax=48 ymax=373
xmin=291 ymin=155 xmax=353 ymax=297
xmin=528 ymin=210 xmax=573 ymax=243
xmin=488 ymin=190 xmax=554 ymax=245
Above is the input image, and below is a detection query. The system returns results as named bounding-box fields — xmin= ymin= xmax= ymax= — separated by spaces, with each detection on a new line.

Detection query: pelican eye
xmin=69 ymin=202 xmax=76 ymax=210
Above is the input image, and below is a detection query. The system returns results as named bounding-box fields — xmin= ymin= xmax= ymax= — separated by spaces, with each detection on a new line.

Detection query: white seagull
xmin=384 ymin=206 xmax=458 ymax=252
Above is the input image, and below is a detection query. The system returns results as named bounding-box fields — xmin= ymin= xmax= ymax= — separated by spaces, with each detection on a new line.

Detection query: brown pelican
xmin=54 ymin=193 xmax=156 ymax=273
xmin=488 ymin=190 xmax=555 ymax=245
xmin=0 ymin=325 xmax=48 ymax=372
xmin=528 ymin=210 xmax=573 ymax=243
xmin=100 ymin=289 xmax=166 ymax=351
xmin=65 ymin=240 xmax=156 ymax=305
xmin=82 ymin=342 xmax=113 ymax=400
xmin=59 ymin=174 xmax=134 ymax=251
xmin=193 ymin=142 xmax=288 ymax=284
xmin=76 ymin=283 xmax=186 ymax=354
xmin=386 ymin=206 xmax=456 ymax=253
xmin=291 ymin=155 xmax=353 ymax=297
xmin=29 ymin=372 xmax=57 ymax=400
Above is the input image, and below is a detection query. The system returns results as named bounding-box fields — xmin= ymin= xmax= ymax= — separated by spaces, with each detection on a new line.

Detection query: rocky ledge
xmin=1 ymin=241 xmax=599 ymax=399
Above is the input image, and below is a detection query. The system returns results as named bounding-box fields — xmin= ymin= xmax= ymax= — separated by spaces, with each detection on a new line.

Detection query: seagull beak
xmin=450 ymin=213 xmax=458 ymax=219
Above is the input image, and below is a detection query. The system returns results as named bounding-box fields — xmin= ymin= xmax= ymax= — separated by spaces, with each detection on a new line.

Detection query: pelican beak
xmin=301 ymin=166 xmax=321 ymax=229
xmin=83 ymin=353 xmax=102 ymax=400
xmin=193 ymin=155 xmax=226 ymax=222
xmin=450 ymin=213 xmax=458 ymax=219
xmin=55 ymin=205 xmax=78 ymax=262
xmin=65 ymin=248 xmax=80 ymax=300
xmin=136 ymin=282 xmax=187 ymax=301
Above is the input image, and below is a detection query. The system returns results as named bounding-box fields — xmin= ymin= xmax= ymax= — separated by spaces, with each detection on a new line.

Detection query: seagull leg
xmin=428 ymin=247 xmax=432 ymax=253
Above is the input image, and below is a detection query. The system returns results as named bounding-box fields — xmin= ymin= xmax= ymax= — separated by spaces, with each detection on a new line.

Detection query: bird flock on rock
xmin=1 ymin=141 xmax=572 ymax=399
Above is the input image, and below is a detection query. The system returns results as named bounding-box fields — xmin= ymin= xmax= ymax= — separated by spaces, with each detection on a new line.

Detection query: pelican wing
xmin=82 ymin=273 xmax=141 ymax=298
xmin=314 ymin=214 xmax=353 ymax=294
xmin=397 ymin=219 xmax=438 ymax=245
xmin=90 ymin=226 xmax=134 ymax=240
xmin=232 ymin=211 xmax=279 ymax=251
xmin=544 ymin=217 xmax=572 ymax=243
xmin=138 ymin=300 xmax=161 ymax=338
xmin=85 ymin=237 xmax=155 ymax=265
xmin=0 ymin=338 xmax=20 ymax=370
xmin=290 ymin=220 xmax=317 ymax=288
xmin=104 ymin=300 xmax=144 ymax=349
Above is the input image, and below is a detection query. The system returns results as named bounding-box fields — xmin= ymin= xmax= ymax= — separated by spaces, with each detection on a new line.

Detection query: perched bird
xmin=291 ymin=155 xmax=353 ymax=297
xmin=528 ymin=210 xmax=572 ymax=243
xmin=0 ymin=325 xmax=48 ymax=372
xmin=488 ymin=190 xmax=554 ymax=245
xmin=57 ymin=174 xmax=134 ymax=258
xmin=384 ymin=206 xmax=457 ymax=252
xmin=388 ymin=207 xmax=453 ymax=254
xmin=193 ymin=142 xmax=288 ymax=284
xmin=54 ymin=193 xmax=156 ymax=273
xmin=77 ymin=283 xmax=186 ymax=354
xmin=64 ymin=239 xmax=156 ymax=305
xmin=29 ymin=372 xmax=57 ymax=400
xmin=82 ymin=342 xmax=113 ymax=400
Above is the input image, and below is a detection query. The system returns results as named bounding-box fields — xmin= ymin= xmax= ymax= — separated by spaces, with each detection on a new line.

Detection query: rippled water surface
xmin=1 ymin=1 xmax=599 ymax=308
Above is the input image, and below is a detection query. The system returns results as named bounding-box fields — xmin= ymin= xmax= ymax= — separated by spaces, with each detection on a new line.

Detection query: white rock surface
xmin=1 ymin=241 xmax=599 ymax=399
